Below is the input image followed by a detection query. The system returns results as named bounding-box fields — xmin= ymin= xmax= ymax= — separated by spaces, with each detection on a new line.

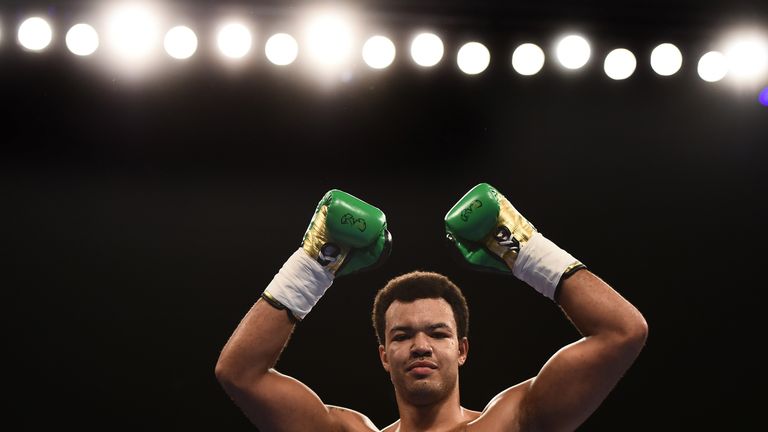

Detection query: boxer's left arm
xmin=472 ymin=269 xmax=647 ymax=432
xmin=446 ymin=184 xmax=647 ymax=432
xmin=514 ymin=268 xmax=648 ymax=432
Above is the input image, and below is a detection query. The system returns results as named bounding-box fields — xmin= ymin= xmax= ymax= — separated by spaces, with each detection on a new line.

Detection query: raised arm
xmin=517 ymin=268 xmax=647 ymax=432
xmin=215 ymin=190 xmax=391 ymax=432
xmin=444 ymin=183 xmax=647 ymax=432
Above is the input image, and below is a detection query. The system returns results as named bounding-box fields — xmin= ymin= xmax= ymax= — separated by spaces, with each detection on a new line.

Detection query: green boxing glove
xmin=302 ymin=189 xmax=392 ymax=277
xmin=445 ymin=183 xmax=584 ymax=300
xmin=263 ymin=190 xmax=391 ymax=320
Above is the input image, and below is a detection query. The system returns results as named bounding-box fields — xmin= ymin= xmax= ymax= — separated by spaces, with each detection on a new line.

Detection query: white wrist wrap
xmin=512 ymin=232 xmax=579 ymax=300
xmin=264 ymin=248 xmax=335 ymax=319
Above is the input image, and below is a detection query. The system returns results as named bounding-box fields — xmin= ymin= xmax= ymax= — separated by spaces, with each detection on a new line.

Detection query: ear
xmin=458 ymin=337 xmax=469 ymax=366
xmin=379 ymin=344 xmax=390 ymax=372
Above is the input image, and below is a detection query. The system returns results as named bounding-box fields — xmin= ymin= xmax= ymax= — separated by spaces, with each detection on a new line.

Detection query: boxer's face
xmin=379 ymin=298 xmax=468 ymax=406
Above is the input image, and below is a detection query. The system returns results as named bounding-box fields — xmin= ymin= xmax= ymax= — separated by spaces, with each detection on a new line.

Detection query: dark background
xmin=3 ymin=1 xmax=766 ymax=430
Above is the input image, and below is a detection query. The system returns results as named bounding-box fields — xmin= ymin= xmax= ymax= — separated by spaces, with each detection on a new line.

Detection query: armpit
xmin=327 ymin=405 xmax=379 ymax=432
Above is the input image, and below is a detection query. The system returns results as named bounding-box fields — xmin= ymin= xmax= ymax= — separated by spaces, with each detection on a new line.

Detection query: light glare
xmin=556 ymin=35 xmax=591 ymax=70
xmin=66 ymin=23 xmax=99 ymax=56
xmin=725 ymin=38 xmax=768 ymax=79
xmin=457 ymin=42 xmax=490 ymax=75
xmin=107 ymin=6 xmax=160 ymax=59
xmin=164 ymin=26 xmax=198 ymax=60
xmin=18 ymin=17 xmax=52 ymax=51
xmin=362 ymin=35 xmax=396 ymax=69
xmin=265 ymin=33 xmax=298 ymax=65
xmin=218 ymin=23 xmax=252 ymax=59
xmin=305 ymin=14 xmax=353 ymax=65
xmin=650 ymin=43 xmax=683 ymax=76
xmin=604 ymin=48 xmax=637 ymax=80
xmin=512 ymin=43 xmax=545 ymax=75
xmin=411 ymin=33 xmax=444 ymax=67
xmin=698 ymin=51 xmax=729 ymax=82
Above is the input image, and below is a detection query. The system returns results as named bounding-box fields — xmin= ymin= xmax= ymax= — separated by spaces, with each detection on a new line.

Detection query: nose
xmin=410 ymin=332 xmax=433 ymax=358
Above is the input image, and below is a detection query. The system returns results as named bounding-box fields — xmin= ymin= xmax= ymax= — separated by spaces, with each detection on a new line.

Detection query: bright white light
xmin=265 ymin=33 xmax=298 ymax=65
xmin=18 ymin=17 xmax=53 ymax=51
xmin=411 ymin=33 xmax=444 ymax=67
xmin=66 ymin=23 xmax=99 ymax=56
xmin=305 ymin=14 xmax=353 ymax=65
xmin=218 ymin=23 xmax=252 ymax=59
xmin=362 ymin=35 xmax=395 ymax=69
xmin=604 ymin=48 xmax=636 ymax=80
xmin=725 ymin=37 xmax=768 ymax=79
xmin=556 ymin=34 xmax=591 ymax=70
xmin=457 ymin=42 xmax=490 ymax=75
xmin=107 ymin=5 xmax=160 ymax=59
xmin=698 ymin=51 xmax=729 ymax=82
xmin=512 ymin=43 xmax=545 ymax=75
xmin=164 ymin=26 xmax=197 ymax=59
xmin=650 ymin=43 xmax=682 ymax=76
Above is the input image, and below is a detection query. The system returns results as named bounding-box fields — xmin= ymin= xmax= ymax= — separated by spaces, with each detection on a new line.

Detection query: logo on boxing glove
xmin=341 ymin=213 xmax=367 ymax=232
xmin=461 ymin=199 xmax=483 ymax=222
xmin=494 ymin=226 xmax=520 ymax=253
xmin=318 ymin=243 xmax=341 ymax=266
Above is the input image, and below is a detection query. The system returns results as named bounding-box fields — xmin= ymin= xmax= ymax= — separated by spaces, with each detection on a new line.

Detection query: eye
xmin=432 ymin=332 xmax=450 ymax=339
xmin=392 ymin=334 xmax=408 ymax=342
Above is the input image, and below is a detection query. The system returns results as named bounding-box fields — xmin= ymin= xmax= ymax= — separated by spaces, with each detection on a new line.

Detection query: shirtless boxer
xmin=215 ymin=184 xmax=648 ymax=431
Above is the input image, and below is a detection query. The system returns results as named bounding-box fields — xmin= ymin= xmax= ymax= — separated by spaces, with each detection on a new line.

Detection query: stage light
xmin=556 ymin=34 xmax=591 ymax=70
xmin=457 ymin=42 xmax=490 ymax=75
xmin=265 ymin=33 xmax=298 ymax=66
xmin=106 ymin=4 xmax=161 ymax=60
xmin=650 ymin=43 xmax=683 ymax=76
xmin=18 ymin=17 xmax=52 ymax=51
xmin=218 ymin=23 xmax=252 ymax=59
xmin=759 ymin=87 xmax=768 ymax=106
xmin=164 ymin=26 xmax=197 ymax=60
xmin=724 ymin=37 xmax=768 ymax=80
xmin=362 ymin=35 xmax=395 ymax=69
xmin=66 ymin=23 xmax=99 ymax=56
xmin=604 ymin=48 xmax=636 ymax=80
xmin=698 ymin=51 xmax=728 ymax=82
xmin=305 ymin=13 xmax=353 ymax=66
xmin=411 ymin=33 xmax=443 ymax=67
xmin=512 ymin=43 xmax=545 ymax=76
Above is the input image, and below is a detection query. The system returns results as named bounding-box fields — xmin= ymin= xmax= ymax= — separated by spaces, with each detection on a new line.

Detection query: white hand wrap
xmin=263 ymin=248 xmax=335 ymax=320
xmin=512 ymin=232 xmax=581 ymax=300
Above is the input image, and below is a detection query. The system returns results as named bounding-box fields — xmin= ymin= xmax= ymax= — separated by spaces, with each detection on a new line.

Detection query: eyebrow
xmin=389 ymin=323 xmax=452 ymax=335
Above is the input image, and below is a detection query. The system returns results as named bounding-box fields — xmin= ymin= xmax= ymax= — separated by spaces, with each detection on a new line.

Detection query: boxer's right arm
xmin=215 ymin=190 xmax=391 ymax=432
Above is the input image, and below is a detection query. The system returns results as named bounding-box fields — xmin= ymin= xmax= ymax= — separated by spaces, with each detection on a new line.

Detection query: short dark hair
xmin=372 ymin=271 xmax=469 ymax=346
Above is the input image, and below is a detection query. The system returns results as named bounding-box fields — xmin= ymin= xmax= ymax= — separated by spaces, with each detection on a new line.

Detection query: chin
xmin=404 ymin=380 xmax=446 ymax=406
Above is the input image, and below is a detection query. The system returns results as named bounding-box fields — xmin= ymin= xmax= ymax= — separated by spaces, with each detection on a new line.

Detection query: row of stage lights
xmin=4 ymin=5 xmax=768 ymax=95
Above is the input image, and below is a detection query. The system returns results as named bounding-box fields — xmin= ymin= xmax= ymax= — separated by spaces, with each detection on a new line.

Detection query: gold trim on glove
xmin=302 ymin=205 xmax=350 ymax=274
xmin=483 ymin=194 xmax=537 ymax=269
xmin=563 ymin=261 xmax=586 ymax=277
xmin=261 ymin=291 xmax=300 ymax=323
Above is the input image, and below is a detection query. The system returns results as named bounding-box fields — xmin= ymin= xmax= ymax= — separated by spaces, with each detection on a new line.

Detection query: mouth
xmin=406 ymin=361 xmax=438 ymax=376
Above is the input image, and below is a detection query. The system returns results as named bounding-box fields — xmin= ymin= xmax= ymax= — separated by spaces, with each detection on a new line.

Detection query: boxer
xmin=216 ymin=184 xmax=647 ymax=431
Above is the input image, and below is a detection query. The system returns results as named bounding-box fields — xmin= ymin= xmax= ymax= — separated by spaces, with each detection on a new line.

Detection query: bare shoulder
xmin=327 ymin=405 xmax=379 ymax=432
xmin=467 ymin=378 xmax=534 ymax=432
xmin=464 ymin=407 xmax=483 ymax=421
xmin=380 ymin=420 xmax=399 ymax=432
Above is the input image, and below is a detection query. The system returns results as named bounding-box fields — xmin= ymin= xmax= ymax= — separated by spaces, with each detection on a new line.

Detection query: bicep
xmin=469 ymin=379 xmax=533 ymax=432
xmin=225 ymin=368 xmax=340 ymax=432
xmin=518 ymin=336 xmax=637 ymax=431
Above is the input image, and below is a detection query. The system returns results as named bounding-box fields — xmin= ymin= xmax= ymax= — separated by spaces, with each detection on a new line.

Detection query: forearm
xmin=215 ymin=298 xmax=295 ymax=385
xmin=558 ymin=269 xmax=647 ymax=347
